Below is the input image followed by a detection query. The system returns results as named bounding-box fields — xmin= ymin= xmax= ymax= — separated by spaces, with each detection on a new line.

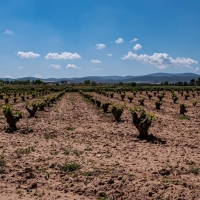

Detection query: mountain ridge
xmin=1 ymin=73 xmax=199 ymax=83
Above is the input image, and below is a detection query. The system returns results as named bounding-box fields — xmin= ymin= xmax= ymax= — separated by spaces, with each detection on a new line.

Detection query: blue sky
xmin=0 ymin=0 xmax=200 ymax=78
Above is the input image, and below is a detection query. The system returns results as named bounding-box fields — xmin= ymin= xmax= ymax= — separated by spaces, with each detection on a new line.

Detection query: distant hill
xmin=0 ymin=73 xmax=199 ymax=83
xmin=147 ymin=72 xmax=199 ymax=78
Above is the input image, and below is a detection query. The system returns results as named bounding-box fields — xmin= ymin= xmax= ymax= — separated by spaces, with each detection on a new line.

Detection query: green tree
xmin=196 ymin=77 xmax=200 ymax=86
xmin=84 ymin=80 xmax=90 ymax=85
xmin=35 ymin=79 xmax=43 ymax=85
xmin=190 ymin=79 xmax=195 ymax=86
xmin=91 ymin=81 xmax=97 ymax=86
xmin=176 ymin=81 xmax=183 ymax=86
xmin=183 ymin=82 xmax=188 ymax=86
xmin=131 ymin=82 xmax=136 ymax=86
xmin=163 ymin=81 xmax=169 ymax=85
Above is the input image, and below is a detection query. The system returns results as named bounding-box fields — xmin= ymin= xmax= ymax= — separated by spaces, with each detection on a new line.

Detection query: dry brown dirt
xmin=0 ymin=91 xmax=200 ymax=200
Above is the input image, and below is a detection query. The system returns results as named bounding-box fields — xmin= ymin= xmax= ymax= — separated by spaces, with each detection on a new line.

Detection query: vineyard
xmin=0 ymin=85 xmax=200 ymax=199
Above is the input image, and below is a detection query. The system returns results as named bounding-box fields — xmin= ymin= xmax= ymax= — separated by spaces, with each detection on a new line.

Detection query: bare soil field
xmin=0 ymin=91 xmax=200 ymax=199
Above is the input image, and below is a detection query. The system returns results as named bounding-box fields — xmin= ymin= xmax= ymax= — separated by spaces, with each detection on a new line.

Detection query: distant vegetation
xmin=1 ymin=72 xmax=200 ymax=86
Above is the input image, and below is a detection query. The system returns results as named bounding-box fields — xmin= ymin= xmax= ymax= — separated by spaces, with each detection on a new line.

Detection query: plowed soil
xmin=0 ymin=91 xmax=200 ymax=200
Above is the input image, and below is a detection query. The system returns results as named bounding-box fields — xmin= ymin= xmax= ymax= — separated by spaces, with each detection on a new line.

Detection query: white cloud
xmin=17 ymin=51 xmax=40 ymax=58
xmin=45 ymin=52 xmax=81 ymax=60
xmin=121 ymin=52 xmax=198 ymax=69
xmin=107 ymin=53 xmax=112 ymax=57
xmin=133 ymin=44 xmax=142 ymax=50
xmin=66 ymin=64 xmax=79 ymax=69
xmin=4 ymin=75 xmax=12 ymax=78
xmin=49 ymin=64 xmax=61 ymax=69
xmin=18 ymin=66 xmax=25 ymax=69
xmin=96 ymin=44 xmax=106 ymax=50
xmin=90 ymin=59 xmax=102 ymax=64
xmin=35 ymin=73 xmax=42 ymax=78
xmin=115 ymin=38 xmax=124 ymax=44
xmin=90 ymin=67 xmax=102 ymax=71
xmin=4 ymin=30 xmax=13 ymax=35
xmin=130 ymin=38 xmax=138 ymax=43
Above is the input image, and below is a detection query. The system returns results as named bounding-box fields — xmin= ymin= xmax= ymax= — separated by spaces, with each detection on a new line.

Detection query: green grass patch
xmin=65 ymin=126 xmax=75 ymax=131
xmin=97 ymin=192 xmax=109 ymax=200
xmin=17 ymin=146 xmax=35 ymax=154
xmin=189 ymin=167 xmax=200 ymax=175
xmin=179 ymin=115 xmax=190 ymax=120
xmin=59 ymin=161 xmax=80 ymax=172
xmin=162 ymin=178 xmax=182 ymax=185
xmin=0 ymin=154 xmax=5 ymax=167
xmin=72 ymin=149 xmax=82 ymax=156
xmin=44 ymin=131 xmax=57 ymax=139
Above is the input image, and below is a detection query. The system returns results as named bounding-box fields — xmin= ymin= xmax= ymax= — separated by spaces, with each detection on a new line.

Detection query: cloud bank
xmin=17 ymin=51 xmax=40 ymax=58
xmin=115 ymin=38 xmax=124 ymax=44
xmin=130 ymin=38 xmax=138 ymax=42
xmin=96 ymin=44 xmax=106 ymax=50
xmin=50 ymin=64 xmax=61 ymax=69
xmin=35 ymin=73 xmax=42 ymax=78
xmin=133 ymin=44 xmax=142 ymax=50
xmin=90 ymin=59 xmax=102 ymax=64
xmin=45 ymin=52 xmax=81 ymax=60
xmin=121 ymin=52 xmax=198 ymax=69
xmin=4 ymin=30 xmax=13 ymax=35
xmin=66 ymin=64 xmax=79 ymax=69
